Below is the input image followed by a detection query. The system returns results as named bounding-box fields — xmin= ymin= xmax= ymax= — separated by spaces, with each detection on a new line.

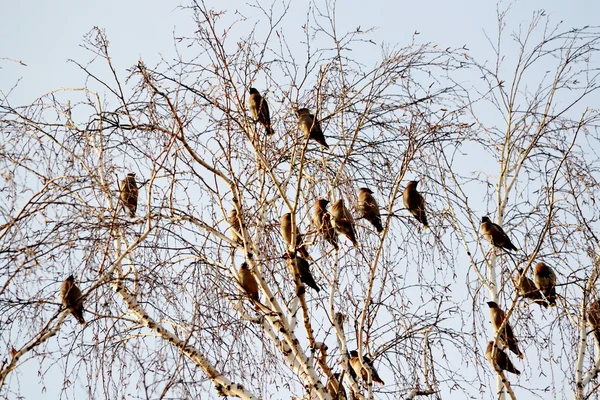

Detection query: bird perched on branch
xmin=487 ymin=301 xmax=524 ymax=359
xmin=228 ymin=209 xmax=243 ymax=244
xmin=313 ymin=199 xmax=339 ymax=250
xmin=296 ymin=108 xmax=328 ymax=148
xmin=514 ymin=268 xmax=548 ymax=308
xmin=280 ymin=213 xmax=311 ymax=259
xmin=486 ymin=341 xmax=520 ymax=376
xmin=588 ymin=299 xmax=600 ymax=345
xmin=248 ymin=87 xmax=275 ymax=135
xmin=292 ymin=255 xmax=320 ymax=292
xmin=120 ymin=172 xmax=138 ymax=218
xmin=534 ymin=262 xmax=557 ymax=307
xmin=358 ymin=188 xmax=383 ymax=233
xmin=331 ymin=199 xmax=359 ymax=248
xmin=61 ymin=275 xmax=85 ymax=324
xmin=327 ymin=372 xmax=348 ymax=400
xmin=403 ymin=181 xmax=428 ymax=229
xmin=238 ymin=262 xmax=260 ymax=302
xmin=480 ymin=216 xmax=518 ymax=252
xmin=349 ymin=350 xmax=385 ymax=386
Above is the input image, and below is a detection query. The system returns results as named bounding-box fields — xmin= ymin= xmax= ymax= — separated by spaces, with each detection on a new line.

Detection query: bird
xmin=480 ymin=216 xmax=519 ymax=252
xmin=486 ymin=341 xmax=520 ymax=376
xmin=248 ymin=87 xmax=275 ymax=135
xmin=292 ymin=256 xmax=320 ymax=292
xmin=349 ymin=350 xmax=385 ymax=385
xmin=533 ymin=262 xmax=557 ymax=307
xmin=402 ymin=181 xmax=428 ymax=229
xmin=358 ymin=188 xmax=383 ymax=233
xmin=61 ymin=275 xmax=85 ymax=324
xmin=331 ymin=199 xmax=359 ymax=247
xmin=587 ymin=299 xmax=600 ymax=345
xmin=238 ymin=262 xmax=259 ymax=302
xmin=312 ymin=199 xmax=339 ymax=250
xmin=515 ymin=268 xmax=548 ymax=308
xmin=280 ymin=213 xmax=311 ymax=259
xmin=296 ymin=108 xmax=328 ymax=148
xmin=228 ymin=209 xmax=243 ymax=244
xmin=326 ymin=372 xmax=347 ymax=400
xmin=120 ymin=173 xmax=138 ymax=218
xmin=487 ymin=301 xmax=524 ymax=359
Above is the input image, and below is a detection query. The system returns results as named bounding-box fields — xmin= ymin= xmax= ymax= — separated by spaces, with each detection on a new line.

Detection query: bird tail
xmin=75 ymin=313 xmax=86 ymax=325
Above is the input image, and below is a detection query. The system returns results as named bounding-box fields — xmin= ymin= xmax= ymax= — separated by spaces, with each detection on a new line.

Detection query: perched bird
xmin=515 ymin=268 xmax=548 ymax=308
xmin=587 ymin=299 xmax=600 ymax=345
xmin=486 ymin=341 xmax=520 ymax=376
xmin=238 ymin=262 xmax=259 ymax=302
xmin=61 ymin=275 xmax=85 ymax=324
xmin=248 ymin=87 xmax=275 ymax=135
xmin=296 ymin=108 xmax=328 ymax=148
xmin=487 ymin=301 xmax=524 ymax=359
xmin=120 ymin=173 xmax=138 ymax=218
xmin=331 ymin=199 xmax=359 ymax=248
xmin=292 ymin=256 xmax=320 ymax=292
xmin=326 ymin=372 xmax=347 ymax=400
xmin=313 ymin=199 xmax=339 ymax=250
xmin=534 ymin=262 xmax=557 ymax=307
xmin=280 ymin=213 xmax=311 ymax=259
xmin=358 ymin=188 xmax=383 ymax=233
xmin=228 ymin=209 xmax=243 ymax=244
xmin=480 ymin=216 xmax=519 ymax=252
xmin=349 ymin=350 xmax=385 ymax=386
xmin=402 ymin=181 xmax=428 ymax=229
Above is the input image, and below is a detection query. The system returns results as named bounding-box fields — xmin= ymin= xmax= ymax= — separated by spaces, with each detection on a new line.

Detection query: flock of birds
xmin=55 ymin=88 xmax=600 ymax=396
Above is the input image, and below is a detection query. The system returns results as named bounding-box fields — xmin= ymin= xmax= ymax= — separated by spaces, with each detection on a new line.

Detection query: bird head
xmin=127 ymin=172 xmax=136 ymax=178
xmin=66 ymin=275 xmax=75 ymax=282
xmin=317 ymin=199 xmax=330 ymax=207
xmin=296 ymin=108 xmax=310 ymax=116
xmin=240 ymin=262 xmax=249 ymax=270
xmin=249 ymin=87 xmax=259 ymax=94
xmin=481 ymin=216 xmax=491 ymax=223
xmin=408 ymin=180 xmax=419 ymax=188
xmin=360 ymin=187 xmax=373 ymax=194
xmin=486 ymin=301 xmax=498 ymax=308
xmin=349 ymin=350 xmax=359 ymax=358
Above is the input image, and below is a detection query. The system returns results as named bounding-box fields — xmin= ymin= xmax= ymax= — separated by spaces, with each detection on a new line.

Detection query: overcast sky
xmin=1 ymin=0 xmax=598 ymax=398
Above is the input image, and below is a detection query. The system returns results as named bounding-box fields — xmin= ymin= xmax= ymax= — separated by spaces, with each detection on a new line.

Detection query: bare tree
xmin=1 ymin=2 xmax=599 ymax=400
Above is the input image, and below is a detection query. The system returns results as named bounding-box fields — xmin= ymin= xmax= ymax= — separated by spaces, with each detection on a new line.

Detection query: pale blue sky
xmin=1 ymin=0 xmax=598 ymax=398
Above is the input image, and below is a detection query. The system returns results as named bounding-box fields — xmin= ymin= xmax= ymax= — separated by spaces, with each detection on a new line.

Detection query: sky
xmin=2 ymin=0 xmax=599 ymax=398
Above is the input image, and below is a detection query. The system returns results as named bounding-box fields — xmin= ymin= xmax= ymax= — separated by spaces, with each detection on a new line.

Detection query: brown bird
xmin=280 ymin=213 xmax=311 ymax=259
xmin=120 ymin=172 xmax=138 ymax=218
xmin=228 ymin=209 xmax=243 ymax=244
xmin=487 ymin=301 xmax=523 ymax=359
xmin=480 ymin=216 xmax=519 ymax=252
xmin=327 ymin=372 xmax=347 ymax=400
xmin=248 ymin=87 xmax=275 ymax=135
xmin=515 ymin=268 xmax=548 ymax=308
xmin=349 ymin=350 xmax=385 ymax=386
xmin=331 ymin=199 xmax=359 ymax=248
xmin=358 ymin=188 xmax=383 ymax=233
xmin=403 ymin=181 xmax=428 ymax=229
xmin=486 ymin=341 xmax=521 ymax=376
xmin=61 ymin=275 xmax=85 ymax=324
xmin=587 ymin=299 xmax=600 ymax=345
xmin=296 ymin=108 xmax=329 ymax=148
xmin=534 ymin=262 xmax=557 ymax=307
xmin=292 ymin=256 xmax=320 ymax=292
xmin=313 ymin=199 xmax=339 ymax=250
xmin=238 ymin=262 xmax=259 ymax=302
